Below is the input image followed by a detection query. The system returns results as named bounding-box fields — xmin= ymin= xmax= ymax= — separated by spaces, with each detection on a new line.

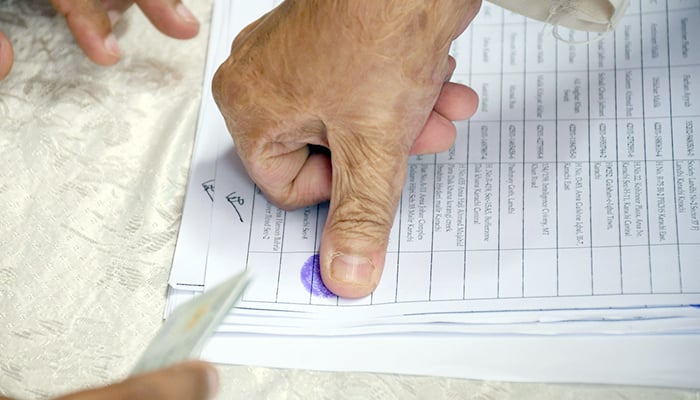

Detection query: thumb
xmin=319 ymin=125 xmax=411 ymax=298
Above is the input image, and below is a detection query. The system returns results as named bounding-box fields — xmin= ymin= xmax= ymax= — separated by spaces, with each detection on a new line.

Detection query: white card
xmin=132 ymin=270 xmax=252 ymax=375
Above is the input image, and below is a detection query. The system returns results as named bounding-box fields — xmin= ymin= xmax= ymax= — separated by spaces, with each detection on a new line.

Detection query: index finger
xmin=49 ymin=0 xmax=120 ymax=65
xmin=135 ymin=0 xmax=199 ymax=40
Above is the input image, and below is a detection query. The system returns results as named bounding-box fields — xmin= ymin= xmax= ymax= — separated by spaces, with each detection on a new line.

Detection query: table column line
xmin=463 ymin=24 xmax=475 ymax=301
xmin=665 ymin=0 xmax=685 ymax=292
xmin=555 ymin=32 xmax=561 ymax=296
xmin=496 ymin=7 xmax=505 ymax=298
xmin=521 ymin=15 xmax=528 ymax=298
xmin=613 ymin=26 xmax=625 ymax=294
xmin=587 ymin=29 xmax=595 ymax=295
xmin=637 ymin=0 xmax=655 ymax=294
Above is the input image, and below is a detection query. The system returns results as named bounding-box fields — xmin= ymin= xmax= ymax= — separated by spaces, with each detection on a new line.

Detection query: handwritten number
xmin=201 ymin=179 xmax=215 ymax=202
xmin=226 ymin=192 xmax=245 ymax=223
xmin=201 ymin=181 xmax=245 ymax=223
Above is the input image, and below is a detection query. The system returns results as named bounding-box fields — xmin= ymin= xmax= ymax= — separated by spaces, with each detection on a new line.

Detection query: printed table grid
xmin=232 ymin=2 xmax=700 ymax=307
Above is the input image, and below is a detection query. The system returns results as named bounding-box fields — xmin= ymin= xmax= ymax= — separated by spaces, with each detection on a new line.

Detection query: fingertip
xmin=461 ymin=84 xmax=480 ymax=119
xmin=86 ymin=34 xmax=121 ymax=66
xmin=103 ymin=33 xmax=121 ymax=60
xmin=137 ymin=1 xmax=200 ymax=40
xmin=0 ymin=31 xmax=14 ymax=81
xmin=67 ymin=17 xmax=121 ymax=66
xmin=53 ymin=0 xmax=123 ymax=66
xmin=321 ymin=250 xmax=383 ymax=299
xmin=434 ymin=82 xmax=479 ymax=121
xmin=173 ymin=3 xmax=200 ymax=39
xmin=319 ymin=228 xmax=387 ymax=298
xmin=175 ymin=4 xmax=199 ymax=25
xmin=318 ymin=216 xmax=392 ymax=300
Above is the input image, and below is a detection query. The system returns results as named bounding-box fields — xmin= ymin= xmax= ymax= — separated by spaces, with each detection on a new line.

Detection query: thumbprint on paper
xmin=300 ymin=254 xmax=335 ymax=298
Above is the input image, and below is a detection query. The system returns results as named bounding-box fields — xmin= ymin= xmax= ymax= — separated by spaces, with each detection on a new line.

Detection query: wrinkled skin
xmin=213 ymin=0 xmax=481 ymax=298
xmin=0 ymin=0 xmax=199 ymax=81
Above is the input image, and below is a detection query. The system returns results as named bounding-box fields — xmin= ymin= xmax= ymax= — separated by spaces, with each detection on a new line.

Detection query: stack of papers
xmin=166 ymin=0 xmax=700 ymax=388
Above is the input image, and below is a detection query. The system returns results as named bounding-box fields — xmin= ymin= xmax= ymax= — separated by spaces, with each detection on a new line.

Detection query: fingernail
xmin=104 ymin=33 xmax=120 ymax=57
xmin=176 ymin=3 xmax=197 ymax=23
xmin=205 ymin=366 xmax=219 ymax=399
xmin=107 ymin=10 xmax=121 ymax=27
xmin=330 ymin=253 xmax=375 ymax=286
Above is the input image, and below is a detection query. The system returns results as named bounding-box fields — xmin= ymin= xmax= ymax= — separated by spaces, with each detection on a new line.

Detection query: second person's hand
xmin=0 ymin=0 xmax=199 ymax=81
xmin=0 ymin=361 xmax=217 ymax=400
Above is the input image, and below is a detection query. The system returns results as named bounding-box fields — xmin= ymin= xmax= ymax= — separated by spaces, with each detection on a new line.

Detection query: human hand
xmin=0 ymin=0 xmax=200 ymax=81
xmin=0 ymin=361 xmax=217 ymax=400
xmin=212 ymin=1 xmax=481 ymax=298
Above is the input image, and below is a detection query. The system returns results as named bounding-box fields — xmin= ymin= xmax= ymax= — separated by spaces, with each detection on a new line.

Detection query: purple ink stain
xmin=300 ymin=254 xmax=335 ymax=298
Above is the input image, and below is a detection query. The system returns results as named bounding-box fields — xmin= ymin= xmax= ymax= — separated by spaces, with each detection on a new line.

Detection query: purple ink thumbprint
xmin=300 ymin=254 xmax=335 ymax=298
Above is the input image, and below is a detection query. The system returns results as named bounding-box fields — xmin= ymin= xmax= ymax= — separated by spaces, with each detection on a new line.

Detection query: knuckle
xmin=329 ymin=168 xmax=401 ymax=242
xmin=327 ymin=202 xmax=394 ymax=244
xmin=328 ymin=127 xmax=408 ymax=218
xmin=257 ymin=182 xmax=296 ymax=210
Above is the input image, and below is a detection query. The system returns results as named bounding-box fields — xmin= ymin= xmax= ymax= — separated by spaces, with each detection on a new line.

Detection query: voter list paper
xmin=201 ymin=0 xmax=700 ymax=316
xmin=169 ymin=0 xmax=700 ymax=326
xmin=163 ymin=1 xmax=700 ymax=388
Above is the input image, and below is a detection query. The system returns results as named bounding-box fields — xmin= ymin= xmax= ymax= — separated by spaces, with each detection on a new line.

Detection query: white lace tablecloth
xmin=0 ymin=1 xmax=698 ymax=399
